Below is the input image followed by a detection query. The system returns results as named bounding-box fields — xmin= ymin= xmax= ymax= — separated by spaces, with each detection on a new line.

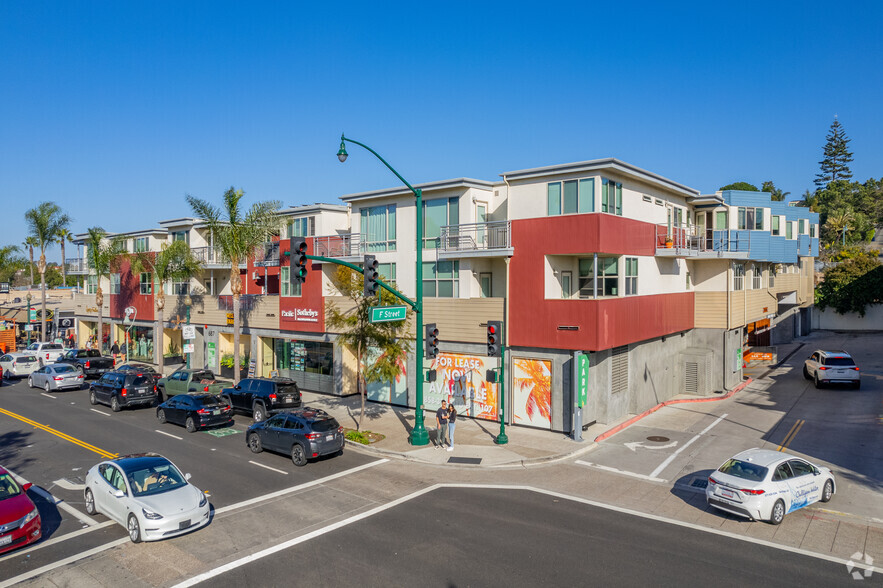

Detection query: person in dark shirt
xmin=435 ymin=400 xmax=448 ymax=448
xmin=447 ymin=404 xmax=457 ymax=452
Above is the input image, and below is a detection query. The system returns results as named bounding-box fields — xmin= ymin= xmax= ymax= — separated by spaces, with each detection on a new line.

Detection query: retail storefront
xmin=127 ymin=325 xmax=155 ymax=362
xmin=269 ymin=337 xmax=333 ymax=393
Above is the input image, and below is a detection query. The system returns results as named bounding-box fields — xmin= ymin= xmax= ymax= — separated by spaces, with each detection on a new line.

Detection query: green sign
xmin=203 ymin=428 xmax=239 ymax=438
xmin=207 ymin=342 xmax=217 ymax=369
xmin=577 ymin=353 xmax=589 ymax=408
xmin=29 ymin=309 xmax=37 ymax=322
xmin=369 ymin=305 xmax=407 ymax=323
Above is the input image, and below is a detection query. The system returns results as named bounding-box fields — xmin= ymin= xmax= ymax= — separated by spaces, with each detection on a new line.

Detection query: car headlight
xmin=199 ymin=493 xmax=207 ymax=508
xmin=20 ymin=507 xmax=39 ymax=527
xmin=142 ymin=508 xmax=163 ymax=520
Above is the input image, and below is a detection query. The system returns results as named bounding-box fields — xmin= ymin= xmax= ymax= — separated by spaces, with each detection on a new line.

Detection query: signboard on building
xmin=426 ymin=352 xmax=498 ymax=420
xmin=0 ymin=283 xmax=9 ymax=294
xmin=226 ymin=313 xmax=234 ymax=326
xmin=577 ymin=353 xmax=589 ymax=407
xmin=183 ymin=343 xmax=195 ymax=354
xmin=207 ymin=342 xmax=217 ymax=369
xmin=182 ymin=325 xmax=196 ymax=340
xmin=513 ymin=358 xmax=553 ymax=430
xmin=280 ymin=307 xmax=320 ymax=323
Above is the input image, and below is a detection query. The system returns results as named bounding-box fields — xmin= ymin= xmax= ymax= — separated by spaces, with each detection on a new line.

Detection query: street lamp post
xmin=184 ymin=295 xmax=193 ymax=369
xmin=26 ymin=294 xmax=32 ymax=346
xmin=338 ymin=134 xmax=430 ymax=446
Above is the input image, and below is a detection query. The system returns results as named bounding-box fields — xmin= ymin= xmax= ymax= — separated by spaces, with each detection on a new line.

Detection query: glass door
xmin=476 ymin=203 xmax=487 ymax=247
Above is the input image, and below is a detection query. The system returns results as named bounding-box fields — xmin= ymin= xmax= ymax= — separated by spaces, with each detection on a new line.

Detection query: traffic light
xmin=425 ymin=323 xmax=439 ymax=358
xmin=363 ymin=254 xmax=380 ymax=297
xmin=486 ymin=369 xmax=498 ymax=383
xmin=487 ymin=320 xmax=502 ymax=357
xmin=290 ymin=237 xmax=308 ymax=284
xmin=426 ymin=369 xmax=437 ymax=382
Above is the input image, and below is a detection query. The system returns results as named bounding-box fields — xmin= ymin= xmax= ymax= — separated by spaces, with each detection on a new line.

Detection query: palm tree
xmin=0 ymin=245 xmax=25 ymax=283
xmin=187 ymin=187 xmax=281 ymax=383
xmin=25 ymin=202 xmax=72 ymax=341
xmin=23 ymin=237 xmax=37 ymax=285
xmin=57 ymin=227 xmax=75 ymax=287
xmin=129 ymin=240 xmax=203 ymax=366
xmin=84 ymin=227 xmax=127 ymax=354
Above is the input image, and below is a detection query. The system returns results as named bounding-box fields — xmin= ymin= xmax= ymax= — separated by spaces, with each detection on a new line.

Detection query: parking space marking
xmin=90 ymin=408 xmax=111 ymax=417
xmin=575 ymin=460 xmax=667 ymax=483
xmin=156 ymin=429 xmax=183 ymax=440
xmin=5 ymin=468 xmax=99 ymax=527
xmin=0 ymin=520 xmax=115 ymax=564
xmin=777 ymin=419 xmax=805 ymax=451
xmin=248 ymin=460 xmax=288 ymax=475
xmin=40 ymin=392 xmax=57 ymax=399
xmin=0 ymin=537 xmax=129 ymax=588
xmin=0 ymin=407 xmax=117 ymax=459
xmin=649 ymin=413 xmax=728 ymax=480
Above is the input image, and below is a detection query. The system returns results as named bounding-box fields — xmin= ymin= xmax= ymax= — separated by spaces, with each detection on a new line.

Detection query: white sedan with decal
xmin=706 ymin=448 xmax=835 ymax=525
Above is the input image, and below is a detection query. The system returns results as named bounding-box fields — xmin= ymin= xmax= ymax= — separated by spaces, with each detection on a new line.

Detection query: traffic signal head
xmin=425 ymin=323 xmax=439 ymax=358
xmin=487 ymin=320 xmax=503 ymax=357
xmin=290 ymin=237 xmax=308 ymax=284
xmin=363 ymin=254 xmax=380 ymax=297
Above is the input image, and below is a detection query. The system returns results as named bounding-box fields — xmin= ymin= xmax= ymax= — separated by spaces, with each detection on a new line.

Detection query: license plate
xmin=179 ymin=519 xmax=191 ymax=530
xmin=284 ymin=396 xmax=292 ymax=402
xmin=0 ymin=535 xmax=11 ymax=546
xmin=212 ymin=410 xmax=220 ymax=415
xmin=137 ymin=388 xmax=147 ymax=394
xmin=326 ymin=434 xmax=334 ymax=441
xmin=721 ymin=489 xmax=735 ymax=499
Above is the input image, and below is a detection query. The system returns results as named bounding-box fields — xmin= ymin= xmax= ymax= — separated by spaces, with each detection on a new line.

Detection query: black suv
xmin=89 ymin=371 xmax=158 ymax=412
xmin=221 ymin=377 xmax=302 ymax=422
xmin=246 ymin=408 xmax=344 ymax=466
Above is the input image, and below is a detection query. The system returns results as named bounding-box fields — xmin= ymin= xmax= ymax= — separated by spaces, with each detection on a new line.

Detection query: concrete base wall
xmin=691 ymin=328 xmax=743 ymax=393
xmin=812 ymin=304 xmax=883 ymax=331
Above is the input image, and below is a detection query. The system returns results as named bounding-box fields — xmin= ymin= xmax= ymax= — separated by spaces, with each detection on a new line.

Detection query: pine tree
xmin=815 ymin=117 xmax=854 ymax=187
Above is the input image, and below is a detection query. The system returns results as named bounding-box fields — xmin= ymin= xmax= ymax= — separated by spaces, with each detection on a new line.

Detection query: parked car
xmin=28 ymin=364 xmax=85 ymax=392
xmin=706 ymin=448 xmax=835 ymax=525
xmin=156 ymin=369 xmax=230 ymax=401
xmin=0 ymin=353 xmax=40 ymax=380
xmin=0 ymin=466 xmax=42 ymax=554
xmin=55 ymin=348 xmax=115 ymax=378
xmin=24 ymin=342 xmax=65 ymax=366
xmin=83 ymin=453 xmax=209 ymax=543
xmin=115 ymin=363 xmax=161 ymax=384
xmin=89 ymin=371 xmax=157 ymax=412
xmin=246 ymin=408 xmax=344 ymax=466
xmin=803 ymin=350 xmax=861 ymax=389
xmin=156 ymin=394 xmax=233 ymax=433
xmin=221 ymin=377 xmax=302 ymax=422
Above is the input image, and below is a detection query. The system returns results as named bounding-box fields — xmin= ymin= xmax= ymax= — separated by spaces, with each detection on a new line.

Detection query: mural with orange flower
xmin=513 ymin=358 xmax=552 ymax=429
xmin=365 ymin=345 xmax=408 ymax=405
xmin=426 ymin=352 xmax=498 ymax=420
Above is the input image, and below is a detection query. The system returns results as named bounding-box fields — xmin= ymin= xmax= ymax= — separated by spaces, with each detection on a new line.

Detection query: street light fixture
xmin=184 ymin=294 xmax=193 ymax=369
xmin=26 ymin=294 xmax=32 ymax=346
xmin=337 ymin=133 xmax=429 ymax=446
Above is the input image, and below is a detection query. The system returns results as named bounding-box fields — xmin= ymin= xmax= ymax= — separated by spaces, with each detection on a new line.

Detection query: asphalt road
xmin=207 ymin=487 xmax=857 ymax=587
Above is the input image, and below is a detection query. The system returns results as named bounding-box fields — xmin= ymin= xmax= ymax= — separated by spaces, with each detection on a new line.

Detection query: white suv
xmin=803 ymin=350 xmax=860 ymax=389
xmin=24 ymin=342 xmax=66 ymax=366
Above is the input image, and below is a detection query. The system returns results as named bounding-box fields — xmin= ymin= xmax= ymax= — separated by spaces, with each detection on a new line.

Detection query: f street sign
xmin=369 ymin=305 xmax=407 ymax=323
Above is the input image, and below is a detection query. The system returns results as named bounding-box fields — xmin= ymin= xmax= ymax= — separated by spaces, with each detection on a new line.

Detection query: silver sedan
xmin=28 ymin=364 xmax=85 ymax=392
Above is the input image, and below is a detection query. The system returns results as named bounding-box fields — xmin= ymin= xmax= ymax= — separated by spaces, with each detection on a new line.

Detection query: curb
xmin=593 ymin=377 xmax=754 ymax=443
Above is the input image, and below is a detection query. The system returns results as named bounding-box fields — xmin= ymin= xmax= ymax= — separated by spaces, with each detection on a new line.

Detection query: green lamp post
xmin=338 ymin=134 xmax=430 ymax=446
xmin=26 ymin=293 xmax=32 ymax=345
xmin=184 ymin=294 xmax=192 ymax=369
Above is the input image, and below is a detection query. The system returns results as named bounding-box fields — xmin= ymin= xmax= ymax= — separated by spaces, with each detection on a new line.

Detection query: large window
xmin=769 ymin=266 xmax=776 ymax=289
xmin=360 ymin=205 xmax=396 ymax=252
xmin=422 ymin=260 xmax=459 ymax=297
xmin=786 ymin=221 xmax=793 ymax=239
xmin=166 ymin=280 xmax=189 ymax=295
xmin=547 ymin=179 xmax=594 ymax=216
xmin=274 ymin=339 xmax=332 ymax=376
xmin=772 ymin=216 xmax=781 ymax=236
xmin=625 ymin=258 xmax=638 ymax=295
xmin=733 ymin=263 xmax=744 ymax=291
xmin=738 ymin=207 xmax=764 ymax=230
xmin=139 ymin=272 xmax=153 ymax=295
xmin=799 ymin=219 xmax=807 ymax=234
xmin=280 ymin=267 xmax=302 ymax=297
xmin=601 ymin=179 xmax=622 ymax=216
xmin=86 ymin=274 xmax=98 ymax=295
xmin=171 ymin=231 xmax=189 ymax=243
xmin=377 ymin=262 xmax=396 ymax=286
xmin=287 ymin=216 xmax=315 ymax=238
xmin=810 ymin=224 xmax=817 ymax=238
xmin=110 ymin=273 xmax=120 ymax=295
xmin=133 ymin=237 xmax=149 ymax=252
xmin=423 ymin=197 xmax=458 ymax=248
xmin=752 ymin=265 xmax=761 ymax=290
xmin=579 ymin=257 xmax=619 ymax=298
xmin=715 ymin=211 xmax=729 ymax=229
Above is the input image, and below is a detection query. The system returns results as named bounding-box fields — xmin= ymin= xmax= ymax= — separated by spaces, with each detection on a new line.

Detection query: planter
xmin=664 ymin=239 xmax=674 ymax=249
xmin=220 ymin=365 xmax=234 ymax=379
xmin=163 ymin=355 xmax=184 ymax=366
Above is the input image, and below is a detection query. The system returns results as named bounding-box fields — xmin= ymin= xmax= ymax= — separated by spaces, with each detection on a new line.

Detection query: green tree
xmin=84 ymin=227 xmax=128 ymax=353
xmin=23 ymin=237 xmax=37 ymax=285
xmin=187 ymin=187 xmax=281 ymax=383
xmin=326 ymin=265 xmax=412 ymax=431
xmin=25 ymin=202 xmax=72 ymax=341
xmin=719 ymin=182 xmax=759 ymax=192
xmin=129 ymin=240 xmax=203 ymax=366
xmin=57 ymin=227 xmax=75 ymax=288
xmin=815 ymin=117 xmax=854 ymax=187
xmin=823 ymin=207 xmax=857 ymax=247
xmin=0 ymin=245 xmax=25 ymax=283
xmin=761 ymin=181 xmax=790 ymax=202
xmin=816 ymin=254 xmax=883 ymax=316
xmin=44 ymin=264 xmax=64 ymax=289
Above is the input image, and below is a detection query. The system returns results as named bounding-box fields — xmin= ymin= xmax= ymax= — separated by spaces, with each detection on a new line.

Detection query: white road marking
xmin=90 ymin=408 xmax=111 ymax=416
xmin=52 ymin=478 xmax=85 ymax=491
xmin=624 ymin=440 xmax=678 ymax=451
xmin=156 ymin=429 xmax=183 ymax=440
xmin=247 ymin=460 xmax=288 ymax=475
xmin=0 ymin=537 xmax=129 ymax=588
xmin=649 ymin=413 xmax=728 ymax=480
xmin=575 ymin=460 xmax=667 ymax=483
xmin=29 ymin=485 xmax=99 ymax=527
xmin=40 ymin=392 xmax=57 ymax=399
xmin=0 ymin=521 xmax=115 ymax=563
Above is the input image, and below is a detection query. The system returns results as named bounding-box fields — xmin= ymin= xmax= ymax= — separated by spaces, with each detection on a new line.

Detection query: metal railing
xmin=65 ymin=258 xmax=87 ymax=274
xmin=253 ymin=241 xmax=280 ymax=267
xmin=190 ymin=246 xmax=235 ymax=266
xmin=313 ymin=233 xmax=365 ymax=257
xmin=439 ymin=221 xmax=511 ymax=252
xmin=655 ymin=224 xmax=750 ymax=256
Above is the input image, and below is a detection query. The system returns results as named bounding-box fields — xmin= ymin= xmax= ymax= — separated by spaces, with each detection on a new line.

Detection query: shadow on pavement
xmin=28 ymin=488 xmax=63 ymax=540
xmin=0 ymin=431 xmax=35 ymax=472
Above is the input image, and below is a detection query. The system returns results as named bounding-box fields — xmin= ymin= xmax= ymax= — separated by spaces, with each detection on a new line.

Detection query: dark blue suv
xmin=246 ymin=408 xmax=344 ymax=466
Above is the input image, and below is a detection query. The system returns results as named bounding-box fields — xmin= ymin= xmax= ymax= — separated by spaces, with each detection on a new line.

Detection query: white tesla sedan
xmin=706 ymin=448 xmax=835 ymax=525
xmin=84 ymin=453 xmax=210 ymax=542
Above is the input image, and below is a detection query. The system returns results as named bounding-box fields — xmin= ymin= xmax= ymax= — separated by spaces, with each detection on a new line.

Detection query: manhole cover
xmin=691 ymin=478 xmax=709 ymax=489
xmin=646 ymin=436 xmax=670 ymax=442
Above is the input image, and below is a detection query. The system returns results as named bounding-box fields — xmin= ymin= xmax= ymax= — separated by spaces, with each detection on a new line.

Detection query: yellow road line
xmin=777 ymin=419 xmax=805 ymax=452
xmin=0 ymin=407 xmax=117 ymax=459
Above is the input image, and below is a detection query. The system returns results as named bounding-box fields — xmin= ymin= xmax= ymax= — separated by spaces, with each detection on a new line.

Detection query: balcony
xmin=437 ymin=221 xmax=513 ymax=259
xmin=253 ymin=242 xmax=280 ymax=267
xmin=655 ymin=225 xmax=750 ymax=259
xmin=66 ymin=258 xmax=88 ymax=275
xmin=310 ymin=233 xmax=400 ymax=259
xmin=190 ymin=246 xmax=245 ymax=268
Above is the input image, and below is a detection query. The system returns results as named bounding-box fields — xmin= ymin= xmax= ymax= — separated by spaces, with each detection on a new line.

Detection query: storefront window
xmin=127 ymin=327 xmax=154 ymax=361
xmin=273 ymin=339 xmax=332 ymax=375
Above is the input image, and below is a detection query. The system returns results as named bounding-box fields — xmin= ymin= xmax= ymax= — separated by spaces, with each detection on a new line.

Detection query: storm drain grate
xmin=690 ymin=477 xmax=709 ymax=489
xmin=448 ymin=457 xmax=482 ymax=465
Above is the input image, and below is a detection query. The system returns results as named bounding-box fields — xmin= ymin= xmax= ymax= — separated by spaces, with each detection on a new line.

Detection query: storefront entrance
xmin=270 ymin=338 xmax=333 ymax=393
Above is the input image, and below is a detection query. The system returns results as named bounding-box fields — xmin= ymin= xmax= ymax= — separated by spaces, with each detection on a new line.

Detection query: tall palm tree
xmin=57 ymin=227 xmax=75 ymax=287
xmin=187 ymin=187 xmax=281 ymax=383
xmin=129 ymin=240 xmax=203 ymax=366
xmin=25 ymin=202 xmax=72 ymax=341
xmin=84 ymin=227 xmax=127 ymax=354
xmin=23 ymin=237 xmax=37 ymax=285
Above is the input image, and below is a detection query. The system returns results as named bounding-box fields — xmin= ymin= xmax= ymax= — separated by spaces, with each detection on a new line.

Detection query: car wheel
xmin=248 ymin=433 xmax=262 ymax=453
xmin=769 ymin=499 xmax=785 ymax=525
xmin=853 ymin=380 xmax=861 ymax=390
xmin=814 ymin=373 xmax=823 ymax=389
xmin=253 ymin=404 xmax=266 ymax=423
xmin=44 ymin=382 xmax=51 ymax=393
xmin=157 ymin=409 xmax=167 ymax=424
xmin=28 ymin=377 xmax=33 ymax=389
xmin=84 ymin=488 xmax=96 ymax=515
xmin=127 ymin=514 xmax=142 ymax=543
xmin=291 ymin=443 xmax=308 ymax=467
xmin=803 ymin=365 xmax=811 ymax=380
xmin=89 ymin=391 xmax=98 ymax=405
xmin=156 ymin=387 xmax=164 ymax=403
xmin=821 ymin=479 xmax=834 ymax=503
xmin=111 ymin=395 xmax=121 ymax=412
xmin=185 ymin=417 xmax=197 ymax=433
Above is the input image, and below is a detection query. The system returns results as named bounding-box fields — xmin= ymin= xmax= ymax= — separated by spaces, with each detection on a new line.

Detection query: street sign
xmin=183 ymin=325 xmax=196 ymax=340
xmin=0 ymin=282 xmax=9 ymax=294
xmin=183 ymin=343 xmax=195 ymax=354
xmin=577 ymin=352 xmax=589 ymax=408
xmin=369 ymin=305 xmax=407 ymax=323
xmin=226 ymin=312 xmax=234 ymax=325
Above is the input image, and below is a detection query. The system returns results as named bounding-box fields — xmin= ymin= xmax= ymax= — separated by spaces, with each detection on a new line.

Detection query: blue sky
xmin=2 ymin=1 xmax=882 ymax=262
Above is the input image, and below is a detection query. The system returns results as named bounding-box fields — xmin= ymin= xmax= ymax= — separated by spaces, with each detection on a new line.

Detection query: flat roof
xmin=341 ymin=178 xmax=497 ymax=203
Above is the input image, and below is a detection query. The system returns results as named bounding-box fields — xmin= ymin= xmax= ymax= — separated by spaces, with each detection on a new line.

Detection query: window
xmin=86 ymin=274 xmax=98 ymax=295
xmin=166 ymin=280 xmax=189 ymax=295
xmin=752 ymin=265 xmax=761 ymax=290
xmin=686 ymin=271 xmax=691 ymax=289
xmin=377 ymin=262 xmax=396 ymax=286
xmin=769 ymin=266 xmax=775 ymax=288
xmin=771 ymin=216 xmax=780 ymax=236
xmin=171 ymin=231 xmax=189 ymax=244
xmin=737 ymin=207 xmax=764 ymax=230
xmin=110 ymin=273 xmax=120 ymax=295
xmin=714 ymin=211 xmax=728 ymax=229
xmin=560 ymin=271 xmax=572 ymax=299
xmin=280 ymin=267 xmax=302 ymax=297
xmin=733 ymin=263 xmax=744 ymax=291
xmin=601 ymin=179 xmax=622 ymax=216
xmin=133 ymin=237 xmax=149 ymax=252
xmin=139 ymin=272 xmax=152 ymax=295
xmin=423 ymin=197 xmax=458 ymax=248
xmin=799 ymin=219 xmax=807 ymax=234
xmin=422 ymin=260 xmax=459 ymax=298
xmin=578 ymin=257 xmax=619 ymax=298
xmin=547 ymin=179 xmax=594 ymax=216
xmin=786 ymin=221 xmax=793 ymax=239
xmin=625 ymin=258 xmax=638 ymax=295
xmin=287 ymin=216 xmax=315 ymax=238
xmin=360 ymin=205 xmax=396 ymax=252
xmin=480 ymin=273 xmax=492 ymax=298
xmin=810 ymin=224 xmax=817 ymax=238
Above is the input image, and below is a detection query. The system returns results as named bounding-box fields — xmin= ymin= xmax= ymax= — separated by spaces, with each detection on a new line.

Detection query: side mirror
xmin=234 ymin=385 xmax=241 ymax=390
xmin=185 ymin=473 xmax=192 ymax=481
xmin=113 ymin=489 xmax=125 ymax=498
xmin=22 ymin=482 xmax=33 ymax=492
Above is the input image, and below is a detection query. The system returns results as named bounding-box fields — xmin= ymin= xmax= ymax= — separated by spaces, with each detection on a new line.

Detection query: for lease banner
xmin=426 ymin=352 xmax=499 ymax=420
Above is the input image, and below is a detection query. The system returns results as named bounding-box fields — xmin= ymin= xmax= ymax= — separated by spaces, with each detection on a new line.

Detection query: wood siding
xmin=694 ymin=292 xmax=728 ymax=328
xmin=185 ymin=294 xmax=280 ymax=331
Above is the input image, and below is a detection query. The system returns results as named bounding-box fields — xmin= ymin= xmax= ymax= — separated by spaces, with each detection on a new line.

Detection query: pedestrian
xmin=111 ymin=340 xmax=120 ymax=355
xmin=435 ymin=400 xmax=448 ymax=449
xmin=447 ymin=404 xmax=457 ymax=452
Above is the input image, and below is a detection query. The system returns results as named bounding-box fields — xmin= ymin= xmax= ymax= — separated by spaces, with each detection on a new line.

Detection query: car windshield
xmin=54 ymin=364 xmax=77 ymax=374
xmin=718 ymin=459 xmax=768 ymax=482
xmin=124 ymin=461 xmax=188 ymax=497
xmin=26 ymin=344 xmax=38 ymax=351
xmin=824 ymin=357 xmax=855 ymax=366
xmin=0 ymin=473 xmax=23 ymax=501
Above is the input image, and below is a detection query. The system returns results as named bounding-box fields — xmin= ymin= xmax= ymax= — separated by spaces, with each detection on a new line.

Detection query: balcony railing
xmin=439 ymin=221 xmax=511 ymax=253
xmin=189 ymin=246 xmax=240 ymax=266
xmin=313 ymin=234 xmax=362 ymax=258
xmin=65 ymin=258 xmax=89 ymax=274
xmin=655 ymin=224 xmax=750 ymax=258
xmin=253 ymin=241 xmax=281 ymax=267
